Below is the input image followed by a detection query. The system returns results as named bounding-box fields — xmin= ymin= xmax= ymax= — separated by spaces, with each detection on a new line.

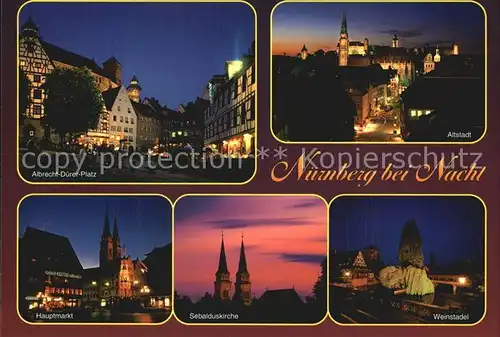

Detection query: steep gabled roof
xmin=101 ymin=86 xmax=122 ymax=110
xmin=21 ymin=227 xmax=83 ymax=272
xmin=40 ymin=41 xmax=115 ymax=81
xmin=259 ymin=288 xmax=304 ymax=305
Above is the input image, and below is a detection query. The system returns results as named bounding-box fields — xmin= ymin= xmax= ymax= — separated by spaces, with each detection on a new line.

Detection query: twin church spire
xmin=214 ymin=231 xmax=252 ymax=305
xmin=100 ymin=206 xmax=122 ymax=267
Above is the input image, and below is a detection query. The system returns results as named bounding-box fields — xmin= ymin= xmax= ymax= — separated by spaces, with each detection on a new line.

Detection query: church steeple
xmin=102 ymin=207 xmax=111 ymax=238
xmin=233 ymin=232 xmax=252 ymax=305
xmin=214 ymin=232 xmax=231 ymax=300
xmin=217 ymin=232 xmax=229 ymax=274
xmin=113 ymin=217 xmax=121 ymax=259
xmin=340 ymin=13 xmax=348 ymax=35
xmin=237 ymin=233 xmax=248 ymax=274
xmin=113 ymin=217 xmax=120 ymax=241
xmin=338 ymin=13 xmax=349 ymax=66
xmin=99 ymin=206 xmax=113 ymax=267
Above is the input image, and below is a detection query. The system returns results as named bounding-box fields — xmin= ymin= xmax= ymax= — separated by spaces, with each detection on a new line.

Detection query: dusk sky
xmin=273 ymin=2 xmax=485 ymax=55
xmin=19 ymin=196 xmax=172 ymax=269
xmin=330 ymin=196 xmax=485 ymax=266
xmin=174 ymin=196 xmax=327 ymax=301
xmin=20 ymin=2 xmax=254 ymax=107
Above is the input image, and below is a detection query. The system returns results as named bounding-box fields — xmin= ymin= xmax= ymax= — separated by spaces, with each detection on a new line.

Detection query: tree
xmin=311 ymin=258 xmax=327 ymax=302
xmin=42 ymin=67 xmax=103 ymax=143
xmin=19 ymin=68 xmax=31 ymax=124
xmin=398 ymin=220 xmax=424 ymax=268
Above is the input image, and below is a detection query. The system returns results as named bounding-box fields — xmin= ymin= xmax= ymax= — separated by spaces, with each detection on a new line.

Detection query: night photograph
xmin=173 ymin=196 xmax=328 ymax=324
xmin=18 ymin=195 xmax=172 ymax=323
xmin=18 ymin=2 xmax=255 ymax=183
xmin=272 ymin=2 xmax=485 ymax=143
xmin=328 ymin=196 xmax=485 ymax=324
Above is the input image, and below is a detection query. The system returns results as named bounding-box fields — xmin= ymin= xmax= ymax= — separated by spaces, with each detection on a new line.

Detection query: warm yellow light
xmin=91 ymin=281 xmax=97 ymax=285
xmin=227 ymin=60 xmax=244 ymax=80
xmin=458 ymin=277 xmax=467 ymax=285
xmin=344 ymin=271 xmax=351 ymax=277
xmin=105 ymin=282 xmax=110 ymax=287
xmin=100 ymin=300 xmax=106 ymax=307
xmin=134 ymin=280 xmax=139 ymax=285
xmin=243 ymin=133 xmax=253 ymax=139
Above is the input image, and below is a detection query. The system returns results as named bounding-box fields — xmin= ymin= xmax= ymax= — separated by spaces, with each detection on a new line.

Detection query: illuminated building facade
xmin=204 ymin=55 xmax=256 ymax=156
xmin=214 ymin=234 xmax=252 ymax=305
xmin=172 ymin=98 xmax=209 ymax=150
xmin=142 ymin=245 xmax=173 ymax=310
xmin=99 ymin=86 xmax=138 ymax=149
xmin=330 ymin=250 xmax=374 ymax=289
xmin=19 ymin=227 xmax=84 ymax=314
xmin=132 ymin=101 xmax=162 ymax=151
xmin=334 ymin=15 xmax=414 ymax=96
xmin=19 ymin=18 xmax=121 ymax=143
xmin=337 ymin=64 xmax=392 ymax=123
xmin=82 ymin=212 xmax=149 ymax=308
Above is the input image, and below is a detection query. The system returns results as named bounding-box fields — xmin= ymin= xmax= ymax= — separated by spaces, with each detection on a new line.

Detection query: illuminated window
xmin=426 ymin=110 xmax=432 ymax=115
xmin=33 ymin=89 xmax=42 ymax=99
xmin=410 ymin=110 xmax=416 ymax=117
xmin=417 ymin=110 xmax=423 ymax=116
xmin=33 ymin=105 xmax=42 ymax=116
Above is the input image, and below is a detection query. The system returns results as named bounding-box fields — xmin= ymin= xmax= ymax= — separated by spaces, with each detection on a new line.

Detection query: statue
xmin=379 ymin=220 xmax=434 ymax=296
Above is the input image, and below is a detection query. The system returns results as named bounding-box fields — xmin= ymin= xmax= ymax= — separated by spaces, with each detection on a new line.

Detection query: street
xmin=355 ymin=105 xmax=403 ymax=142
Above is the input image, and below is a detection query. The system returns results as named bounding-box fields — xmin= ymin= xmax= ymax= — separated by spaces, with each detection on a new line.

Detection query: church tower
xmin=424 ymin=52 xmax=435 ymax=73
xmin=233 ymin=233 xmax=252 ymax=305
xmin=433 ymin=47 xmax=441 ymax=62
xmin=127 ymin=75 xmax=142 ymax=102
xmin=214 ymin=233 xmax=232 ymax=300
xmin=338 ymin=13 xmax=349 ymax=66
xmin=99 ymin=208 xmax=114 ymax=267
xmin=112 ymin=217 xmax=122 ymax=260
xmin=300 ymin=45 xmax=308 ymax=60
xmin=392 ymin=35 xmax=399 ymax=48
xmin=103 ymin=57 xmax=122 ymax=85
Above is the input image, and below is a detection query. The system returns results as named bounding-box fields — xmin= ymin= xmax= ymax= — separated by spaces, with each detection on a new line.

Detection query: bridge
xmin=428 ymin=274 xmax=471 ymax=295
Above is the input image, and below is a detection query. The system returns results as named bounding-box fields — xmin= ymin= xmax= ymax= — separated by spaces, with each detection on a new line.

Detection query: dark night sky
xmin=273 ymin=2 xmax=485 ymax=55
xmin=330 ymin=196 xmax=485 ymax=266
xmin=174 ymin=196 xmax=327 ymax=300
xmin=19 ymin=196 xmax=172 ymax=269
xmin=19 ymin=2 xmax=255 ymax=107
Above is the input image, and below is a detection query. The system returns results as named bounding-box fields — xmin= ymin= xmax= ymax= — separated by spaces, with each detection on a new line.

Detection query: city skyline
xmin=19 ymin=196 xmax=172 ymax=269
xmin=329 ymin=196 xmax=485 ymax=266
xmin=272 ymin=2 xmax=485 ymax=55
xmin=19 ymin=2 xmax=255 ymax=107
xmin=174 ymin=196 xmax=327 ymax=301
